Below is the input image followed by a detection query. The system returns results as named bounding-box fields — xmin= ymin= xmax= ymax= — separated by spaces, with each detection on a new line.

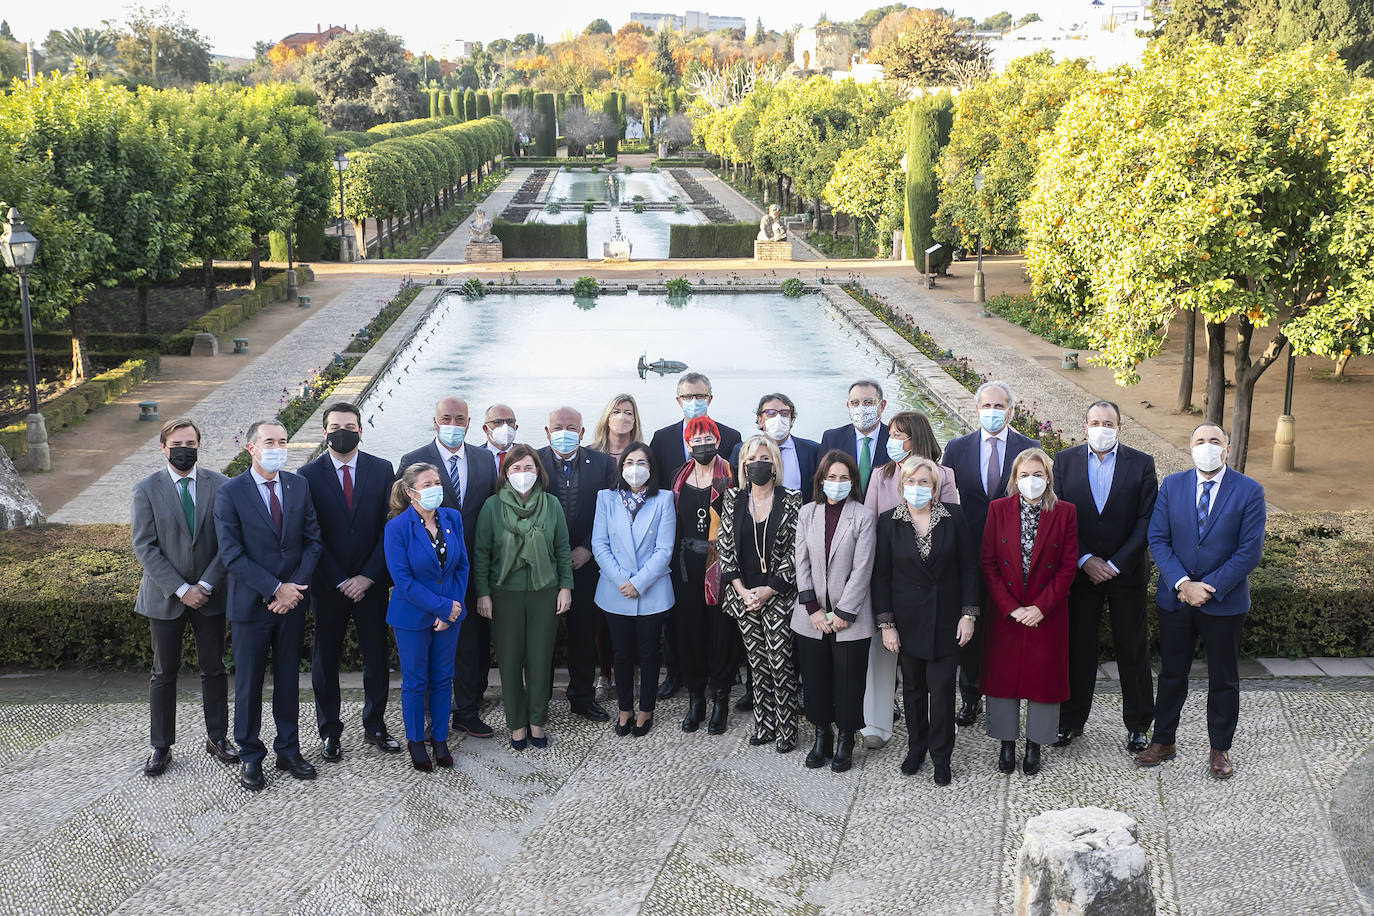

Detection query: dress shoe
xmin=571 ymin=701 xmax=611 ymax=723
xmin=748 ymin=731 xmax=776 ymax=746
xmin=239 ymin=759 xmax=265 ymax=790
xmin=205 ymin=738 xmax=240 ymax=765
xmin=805 ymin=726 xmax=834 ymax=768
xmin=707 ymin=690 xmax=730 ymax=735
xmin=510 ymin=734 xmax=528 ymax=751
xmin=144 ymin=747 xmax=171 ymax=777
xmin=901 ymin=747 xmax=926 ymax=775
xmin=933 ymin=761 xmax=952 ymax=786
xmin=594 ymin=675 xmax=611 ymax=703
xmin=364 ymin=731 xmax=402 ymax=753
xmin=530 ymin=732 xmax=549 ymax=748
xmin=830 ymin=732 xmax=855 ymax=772
xmin=614 ymin=716 xmax=633 ymax=737
xmin=1126 ymin=731 xmax=1149 ymax=754
xmin=734 ymin=686 xmax=755 ymax=712
xmin=321 ymin=737 xmax=342 ymax=762
xmin=632 ymin=716 xmax=654 ymax=738
xmin=1022 ymin=741 xmax=1042 ymax=776
xmin=681 ymin=691 xmax=706 ymax=733
xmin=863 ymin=733 xmax=890 ymax=750
xmin=433 ymin=740 xmax=454 ymax=767
xmin=775 ymin=736 xmax=796 ymax=754
xmin=275 ymin=752 xmax=317 ymax=780
xmin=892 ymin=697 xmax=902 ymax=722
xmin=998 ymin=740 xmax=1017 ymax=774
xmin=1133 ymin=741 xmax=1177 ymax=768
xmin=656 ymin=671 xmax=680 ymax=700
xmin=1052 ymin=727 xmax=1082 ymax=748
xmin=955 ymin=698 xmax=981 ymax=727
xmin=408 ymin=740 xmax=433 ymax=772
xmin=452 ymin=715 xmax=495 ymax=739
xmin=1209 ymin=748 xmax=1234 ymax=779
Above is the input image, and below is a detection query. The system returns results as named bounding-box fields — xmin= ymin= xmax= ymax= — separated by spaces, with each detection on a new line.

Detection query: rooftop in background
xmin=986 ymin=0 xmax=1153 ymax=71
xmin=628 ymin=10 xmax=748 ymax=33
xmin=279 ymin=23 xmax=352 ymax=54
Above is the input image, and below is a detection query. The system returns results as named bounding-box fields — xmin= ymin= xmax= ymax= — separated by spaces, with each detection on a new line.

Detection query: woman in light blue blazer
xmin=384 ymin=463 xmax=468 ymax=772
xmin=592 ymin=442 xmax=677 ymax=737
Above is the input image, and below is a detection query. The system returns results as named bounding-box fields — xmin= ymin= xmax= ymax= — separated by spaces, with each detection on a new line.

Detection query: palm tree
xmin=44 ymin=27 xmax=120 ymax=79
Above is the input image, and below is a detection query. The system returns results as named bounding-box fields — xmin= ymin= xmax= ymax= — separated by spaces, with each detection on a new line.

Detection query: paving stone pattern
xmin=0 ymin=681 xmax=1369 ymax=914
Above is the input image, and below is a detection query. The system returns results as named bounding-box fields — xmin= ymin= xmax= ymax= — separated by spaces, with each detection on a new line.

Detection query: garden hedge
xmin=1 ymin=355 xmax=160 ymax=461
xmin=491 ymin=218 xmax=588 ymax=258
xmin=669 ymin=223 xmax=757 ymax=258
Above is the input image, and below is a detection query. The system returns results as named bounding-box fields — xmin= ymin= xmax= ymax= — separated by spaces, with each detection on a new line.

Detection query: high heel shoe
xmin=510 ymin=731 xmax=528 ymax=751
xmin=408 ymin=740 xmax=433 ymax=772
xmin=632 ymin=715 xmax=654 ymax=738
xmin=432 ymin=740 xmax=453 ymax=768
xmin=530 ymin=731 xmax=548 ymax=749
xmin=614 ymin=715 xmax=633 ymax=737
xmin=805 ymin=726 xmax=834 ymax=769
xmin=1022 ymin=741 xmax=1042 ymax=776
xmin=998 ymin=740 xmax=1016 ymax=774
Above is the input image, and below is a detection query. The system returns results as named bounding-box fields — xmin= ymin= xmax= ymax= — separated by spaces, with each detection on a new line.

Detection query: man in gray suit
xmin=130 ymin=417 xmax=238 ymax=776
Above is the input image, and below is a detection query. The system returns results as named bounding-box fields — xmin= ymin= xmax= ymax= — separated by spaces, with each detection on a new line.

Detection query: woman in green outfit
xmin=473 ymin=443 xmax=574 ymax=750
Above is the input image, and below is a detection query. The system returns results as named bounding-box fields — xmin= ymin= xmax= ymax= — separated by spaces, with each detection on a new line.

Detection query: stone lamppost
xmin=0 ymin=205 xmax=49 ymax=472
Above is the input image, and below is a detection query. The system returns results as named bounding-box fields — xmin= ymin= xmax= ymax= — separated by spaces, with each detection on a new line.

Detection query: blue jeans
xmin=393 ymin=622 xmax=461 ymax=742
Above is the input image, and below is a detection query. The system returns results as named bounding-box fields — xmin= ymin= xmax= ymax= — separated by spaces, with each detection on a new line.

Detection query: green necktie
xmin=858 ymin=435 xmax=872 ymax=491
xmin=178 ymin=477 xmax=195 ymax=536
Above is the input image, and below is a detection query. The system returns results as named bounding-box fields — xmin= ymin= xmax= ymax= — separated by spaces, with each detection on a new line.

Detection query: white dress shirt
xmin=168 ymin=465 xmax=212 ymax=598
xmin=250 ymin=466 xmax=285 ymax=516
xmin=435 ymin=437 xmax=467 ymax=504
xmin=853 ymin=426 xmax=878 ymax=466
xmin=1174 ymin=464 xmax=1228 ymax=589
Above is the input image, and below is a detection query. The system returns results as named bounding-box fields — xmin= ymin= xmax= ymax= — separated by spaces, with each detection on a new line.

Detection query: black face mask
xmin=326 ymin=429 xmax=361 ymax=454
xmin=691 ymin=443 xmax=718 ymax=466
xmin=745 ymin=461 xmax=774 ymax=486
xmin=167 ymin=446 xmax=198 ymax=472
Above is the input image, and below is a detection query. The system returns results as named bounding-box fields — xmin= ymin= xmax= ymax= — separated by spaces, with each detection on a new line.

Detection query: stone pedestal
xmin=754 ymin=239 xmax=792 ymax=262
xmin=190 ymin=332 xmax=218 ymax=357
xmin=1015 ymin=808 xmax=1155 ymax=916
xmin=602 ymin=240 xmax=632 ymax=261
xmin=1273 ymin=414 xmax=1295 ymax=471
xmin=466 ymin=240 xmax=504 ymax=262
xmin=25 ymin=413 xmax=51 ymax=473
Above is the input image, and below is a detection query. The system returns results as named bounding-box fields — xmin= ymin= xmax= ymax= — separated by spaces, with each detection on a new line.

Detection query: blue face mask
xmin=550 ymin=429 xmax=580 ymax=455
xmin=438 ymin=424 xmax=466 ymax=449
xmin=822 ymin=480 xmax=851 ymax=502
xmin=680 ymin=397 xmax=709 ymax=419
xmin=415 ymin=485 xmax=444 ymax=511
xmin=886 ymin=438 xmax=909 ymax=464
xmin=979 ymin=409 xmax=1006 ymax=434
xmin=903 ymin=484 xmax=933 ymax=509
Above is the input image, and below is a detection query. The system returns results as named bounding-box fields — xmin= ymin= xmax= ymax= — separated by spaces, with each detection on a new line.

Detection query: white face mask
xmin=849 ymin=404 xmax=880 ymax=432
xmin=622 ymin=465 xmax=650 ymax=489
xmin=1086 ymin=426 xmax=1117 ymax=453
xmin=1017 ymin=476 xmax=1047 ymax=500
xmin=903 ymin=484 xmax=933 ymax=509
xmin=822 ymin=479 xmax=852 ymax=502
xmin=508 ymin=470 xmax=537 ymax=494
xmin=763 ymin=415 xmax=791 ymax=441
xmin=1192 ymin=442 xmax=1226 ymax=473
xmin=258 ymin=447 xmax=288 ymax=473
xmin=489 ymin=424 xmax=517 ymax=449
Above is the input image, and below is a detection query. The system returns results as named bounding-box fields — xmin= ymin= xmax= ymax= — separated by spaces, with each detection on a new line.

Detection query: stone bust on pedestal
xmin=470 ymin=208 xmax=495 ymax=243
xmin=757 ymin=204 xmax=788 ymax=241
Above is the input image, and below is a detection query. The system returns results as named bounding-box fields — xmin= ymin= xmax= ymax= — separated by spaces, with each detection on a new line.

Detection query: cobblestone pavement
xmin=0 ymin=679 xmax=1369 ymax=915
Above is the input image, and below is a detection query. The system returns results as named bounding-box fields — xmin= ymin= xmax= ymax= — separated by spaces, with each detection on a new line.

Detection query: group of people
xmin=131 ymin=371 xmax=1266 ymax=790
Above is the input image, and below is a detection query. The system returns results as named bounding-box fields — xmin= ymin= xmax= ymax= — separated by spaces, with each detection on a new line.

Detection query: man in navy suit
xmin=1052 ymin=401 xmax=1158 ymax=753
xmin=648 ymin=371 xmax=741 ymax=699
xmin=940 ymin=381 xmax=1038 ymax=726
xmin=730 ymin=393 xmax=823 ymax=503
xmin=818 ymin=379 xmax=891 ymax=498
xmin=213 ymin=419 xmax=323 ymax=790
xmin=398 ymin=395 xmax=500 ymax=738
xmin=299 ymin=402 xmax=399 ymax=761
xmin=539 ymin=406 xmax=616 ymax=722
xmin=1136 ymin=423 xmax=1265 ymax=780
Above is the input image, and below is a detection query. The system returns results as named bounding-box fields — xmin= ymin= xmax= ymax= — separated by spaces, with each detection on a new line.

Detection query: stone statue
xmin=757 ymin=204 xmax=787 ymax=241
xmin=469 ymin=208 xmax=495 ymax=244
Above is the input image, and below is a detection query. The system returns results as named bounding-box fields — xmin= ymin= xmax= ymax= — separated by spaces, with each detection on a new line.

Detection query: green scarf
xmin=494 ymin=484 xmax=556 ymax=590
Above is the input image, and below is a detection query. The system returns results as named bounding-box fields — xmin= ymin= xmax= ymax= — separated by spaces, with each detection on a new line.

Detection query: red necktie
xmin=341 ymin=464 xmax=354 ymax=511
xmin=498 ymin=450 xmax=508 ymax=471
xmin=265 ymin=480 xmax=283 ymax=535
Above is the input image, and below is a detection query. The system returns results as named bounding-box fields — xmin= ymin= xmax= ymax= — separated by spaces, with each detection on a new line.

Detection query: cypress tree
xmin=427 ymin=89 xmax=438 ymax=119
xmin=534 ymin=92 xmax=556 ymax=156
xmin=902 ymin=93 xmax=954 ymax=267
xmin=602 ymin=93 xmax=620 ymax=158
xmin=476 ymin=91 xmax=492 ymax=117
xmin=504 ymin=92 xmax=520 ymax=113
xmin=492 ymin=91 xmax=502 ymax=114
xmin=451 ymin=89 xmax=464 ymax=121
xmin=520 ymin=87 xmax=535 ymax=109
xmin=464 ymin=88 xmax=477 ymax=121
xmin=616 ymin=91 xmax=627 ymax=139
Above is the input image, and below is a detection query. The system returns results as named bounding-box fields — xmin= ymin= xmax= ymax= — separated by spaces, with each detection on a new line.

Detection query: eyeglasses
xmin=486 ymin=418 xmax=516 ymax=427
xmin=759 ymin=409 xmax=793 ymax=419
xmin=847 ymin=398 xmax=880 ymax=408
xmin=678 ymin=394 xmax=710 ymax=403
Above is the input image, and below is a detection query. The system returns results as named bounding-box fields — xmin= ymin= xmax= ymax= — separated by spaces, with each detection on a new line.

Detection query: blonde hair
xmin=1006 ymin=448 xmax=1057 ymax=511
xmin=389 ymin=462 xmax=438 ymax=519
xmin=736 ymin=434 xmax=783 ymax=488
xmin=590 ymin=394 xmax=642 ymax=453
xmin=898 ymin=456 xmax=942 ymax=489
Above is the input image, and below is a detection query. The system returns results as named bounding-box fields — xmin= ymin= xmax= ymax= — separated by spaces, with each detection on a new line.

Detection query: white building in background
xmin=439 ymin=40 xmax=476 ymax=60
xmin=628 ymin=10 xmax=746 ymax=32
xmin=986 ymin=0 xmax=1155 ymax=71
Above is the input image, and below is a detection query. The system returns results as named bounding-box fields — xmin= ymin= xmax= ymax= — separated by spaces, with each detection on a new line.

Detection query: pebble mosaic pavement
xmin=0 ymin=680 xmax=1371 ymax=915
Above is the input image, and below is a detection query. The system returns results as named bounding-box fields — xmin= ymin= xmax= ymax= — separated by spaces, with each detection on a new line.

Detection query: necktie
xmin=498 ymin=450 xmax=508 ymax=471
xmin=341 ymin=464 xmax=354 ymax=511
xmin=448 ymin=454 xmax=462 ymax=502
xmin=858 ymin=436 xmax=872 ymax=491
xmin=265 ymin=480 xmax=283 ymax=535
xmin=1197 ymin=479 xmax=1214 ymax=538
xmin=986 ymin=437 xmax=1001 ymax=498
xmin=177 ymin=477 xmax=195 ymax=535
xmin=563 ymin=460 xmax=573 ymax=483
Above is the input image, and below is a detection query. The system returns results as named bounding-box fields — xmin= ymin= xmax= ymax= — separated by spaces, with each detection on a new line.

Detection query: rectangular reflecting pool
xmin=358 ymin=290 xmax=965 ymax=468
xmin=532 ymin=208 xmax=706 ymax=260
xmin=546 ymin=170 xmax=677 ymax=203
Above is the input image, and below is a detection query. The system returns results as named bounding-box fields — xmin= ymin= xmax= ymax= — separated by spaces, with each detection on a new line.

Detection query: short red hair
xmin=683 ymin=416 xmax=720 ymax=443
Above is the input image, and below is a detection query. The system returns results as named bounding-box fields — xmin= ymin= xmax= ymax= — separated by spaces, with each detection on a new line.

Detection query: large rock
xmin=1014 ymin=807 xmax=1156 ymax=916
xmin=0 ymin=447 xmax=44 ymax=529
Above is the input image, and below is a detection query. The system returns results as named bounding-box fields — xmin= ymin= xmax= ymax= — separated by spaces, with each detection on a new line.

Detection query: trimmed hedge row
xmin=162 ymin=265 xmax=315 ymax=355
xmin=491 ymin=218 xmax=588 ymax=258
xmin=1 ymin=354 xmax=160 ymax=461
xmin=669 ymin=222 xmax=757 ymax=258
xmin=0 ymin=331 xmax=161 ymax=352
xmin=1 ymin=512 xmax=1372 ymax=669
xmin=652 ymin=156 xmax=722 ymax=168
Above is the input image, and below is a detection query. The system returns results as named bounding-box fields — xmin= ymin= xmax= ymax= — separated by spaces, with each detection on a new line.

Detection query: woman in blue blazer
xmin=384 ymin=463 xmax=469 ymax=772
xmin=592 ymin=442 xmax=677 ymax=737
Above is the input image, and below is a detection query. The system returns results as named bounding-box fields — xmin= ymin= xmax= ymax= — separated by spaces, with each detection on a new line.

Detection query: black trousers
xmin=900 ymin=652 xmax=958 ymax=764
xmin=1061 ymin=579 xmax=1155 ymax=733
xmin=148 ymin=610 xmax=228 ymax=749
xmin=673 ymin=562 xmax=740 ymax=695
xmin=794 ymin=633 xmax=869 ymax=733
xmin=231 ymin=605 xmax=306 ymax=766
xmin=451 ymin=583 xmax=491 ymax=721
xmin=312 ymin=589 xmax=391 ymax=740
xmin=604 ymin=611 xmax=665 ymax=713
xmin=1152 ymin=607 xmax=1245 ymax=752
xmin=957 ymin=582 xmax=987 ymax=705
xmin=561 ymin=563 xmax=601 ymax=705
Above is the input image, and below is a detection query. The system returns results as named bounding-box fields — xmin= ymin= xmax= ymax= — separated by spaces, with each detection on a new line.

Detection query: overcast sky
xmin=7 ymin=1 xmax=1058 ymax=59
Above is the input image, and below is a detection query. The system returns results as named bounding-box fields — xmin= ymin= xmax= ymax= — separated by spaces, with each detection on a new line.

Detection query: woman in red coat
xmin=979 ymin=447 xmax=1078 ymax=777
